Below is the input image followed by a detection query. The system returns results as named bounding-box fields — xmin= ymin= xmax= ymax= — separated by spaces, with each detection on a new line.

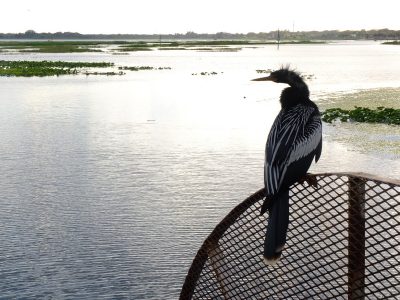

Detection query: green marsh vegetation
xmin=0 ymin=60 xmax=114 ymax=77
xmin=118 ymin=66 xmax=171 ymax=71
xmin=0 ymin=60 xmax=172 ymax=77
xmin=0 ymin=41 xmax=118 ymax=53
xmin=191 ymin=71 xmax=220 ymax=76
xmin=256 ymin=69 xmax=273 ymax=74
xmin=319 ymin=88 xmax=400 ymax=111
xmin=322 ymin=107 xmax=400 ymax=125
xmin=320 ymin=88 xmax=400 ymax=125
xmin=114 ymin=41 xmax=252 ymax=52
xmin=0 ymin=40 xmax=325 ymax=53
xmin=382 ymin=41 xmax=400 ymax=45
xmin=319 ymin=88 xmax=400 ymax=156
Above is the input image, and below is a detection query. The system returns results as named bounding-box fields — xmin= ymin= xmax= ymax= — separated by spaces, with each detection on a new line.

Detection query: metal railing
xmin=180 ymin=173 xmax=400 ymax=299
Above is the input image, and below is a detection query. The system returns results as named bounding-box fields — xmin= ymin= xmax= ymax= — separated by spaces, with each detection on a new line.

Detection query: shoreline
xmin=319 ymin=87 xmax=400 ymax=158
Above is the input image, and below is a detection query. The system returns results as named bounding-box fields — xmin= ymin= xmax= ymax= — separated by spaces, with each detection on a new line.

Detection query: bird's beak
xmin=251 ymin=75 xmax=276 ymax=82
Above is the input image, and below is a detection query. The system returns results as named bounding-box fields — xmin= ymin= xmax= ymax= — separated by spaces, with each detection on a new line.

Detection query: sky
xmin=2 ymin=0 xmax=399 ymax=34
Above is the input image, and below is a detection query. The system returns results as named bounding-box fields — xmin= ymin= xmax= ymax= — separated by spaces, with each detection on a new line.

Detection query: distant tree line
xmin=1 ymin=29 xmax=399 ymax=40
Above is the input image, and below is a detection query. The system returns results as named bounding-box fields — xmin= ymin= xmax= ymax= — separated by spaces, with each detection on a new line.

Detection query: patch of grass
xmin=158 ymin=47 xmax=188 ymax=51
xmin=20 ymin=46 xmax=102 ymax=53
xmin=114 ymin=42 xmax=160 ymax=52
xmin=382 ymin=40 xmax=400 ymax=45
xmin=319 ymin=88 xmax=400 ymax=157
xmin=114 ymin=47 xmax=153 ymax=52
xmin=0 ymin=41 xmax=110 ymax=53
xmin=191 ymin=71 xmax=220 ymax=76
xmin=318 ymin=88 xmax=400 ymax=110
xmin=118 ymin=66 xmax=171 ymax=71
xmin=0 ymin=60 xmax=172 ymax=77
xmin=256 ymin=69 xmax=273 ymax=74
xmin=0 ymin=40 xmax=325 ymax=53
xmin=0 ymin=60 xmax=114 ymax=77
xmin=83 ymin=71 xmax=125 ymax=76
xmin=322 ymin=106 xmax=400 ymax=125
xmin=194 ymin=47 xmax=242 ymax=52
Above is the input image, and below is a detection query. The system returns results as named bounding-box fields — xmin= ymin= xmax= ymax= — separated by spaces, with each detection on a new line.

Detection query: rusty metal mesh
xmin=180 ymin=173 xmax=400 ymax=300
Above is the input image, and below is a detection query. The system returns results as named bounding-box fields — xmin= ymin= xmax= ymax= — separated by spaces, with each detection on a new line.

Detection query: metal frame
xmin=180 ymin=173 xmax=400 ymax=300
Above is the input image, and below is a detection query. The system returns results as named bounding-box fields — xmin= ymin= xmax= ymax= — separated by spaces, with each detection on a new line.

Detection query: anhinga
xmin=252 ymin=67 xmax=322 ymax=265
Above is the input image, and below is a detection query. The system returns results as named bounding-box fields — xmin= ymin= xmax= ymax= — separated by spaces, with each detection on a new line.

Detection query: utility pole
xmin=277 ymin=28 xmax=280 ymax=50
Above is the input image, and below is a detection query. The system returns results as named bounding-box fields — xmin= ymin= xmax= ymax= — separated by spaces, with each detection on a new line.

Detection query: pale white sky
xmin=2 ymin=0 xmax=399 ymax=34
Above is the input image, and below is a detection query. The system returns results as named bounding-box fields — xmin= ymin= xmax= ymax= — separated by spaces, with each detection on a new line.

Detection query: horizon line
xmin=1 ymin=28 xmax=399 ymax=36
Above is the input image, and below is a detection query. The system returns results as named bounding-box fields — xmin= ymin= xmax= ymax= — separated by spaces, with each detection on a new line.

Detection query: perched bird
xmin=252 ymin=67 xmax=322 ymax=265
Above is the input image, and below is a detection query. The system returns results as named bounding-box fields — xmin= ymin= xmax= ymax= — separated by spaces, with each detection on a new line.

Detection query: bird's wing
xmin=264 ymin=104 xmax=322 ymax=196
xmin=286 ymin=109 xmax=322 ymax=166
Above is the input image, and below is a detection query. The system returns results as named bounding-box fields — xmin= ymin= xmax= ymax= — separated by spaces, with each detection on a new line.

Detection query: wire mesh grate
xmin=180 ymin=173 xmax=400 ymax=300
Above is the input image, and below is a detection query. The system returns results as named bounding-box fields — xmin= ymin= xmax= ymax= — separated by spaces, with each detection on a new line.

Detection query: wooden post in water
xmin=347 ymin=176 xmax=366 ymax=300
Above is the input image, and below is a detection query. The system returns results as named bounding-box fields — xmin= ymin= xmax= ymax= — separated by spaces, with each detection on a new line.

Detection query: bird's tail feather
xmin=263 ymin=189 xmax=290 ymax=265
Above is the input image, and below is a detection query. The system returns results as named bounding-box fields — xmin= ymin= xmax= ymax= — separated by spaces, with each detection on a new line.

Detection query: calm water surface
xmin=0 ymin=42 xmax=399 ymax=299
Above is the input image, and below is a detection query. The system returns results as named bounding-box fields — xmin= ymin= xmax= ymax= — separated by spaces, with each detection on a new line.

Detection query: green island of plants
xmin=382 ymin=41 xmax=400 ymax=45
xmin=118 ymin=66 xmax=171 ymax=71
xmin=322 ymin=106 xmax=400 ymax=125
xmin=0 ymin=60 xmax=114 ymax=77
xmin=0 ymin=40 xmax=326 ymax=53
xmin=191 ymin=71 xmax=220 ymax=76
xmin=0 ymin=60 xmax=173 ymax=77
xmin=0 ymin=41 xmax=115 ymax=53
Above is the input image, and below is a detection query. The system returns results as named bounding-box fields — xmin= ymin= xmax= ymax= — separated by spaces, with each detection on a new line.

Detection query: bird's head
xmin=252 ymin=67 xmax=310 ymax=105
xmin=252 ymin=67 xmax=302 ymax=85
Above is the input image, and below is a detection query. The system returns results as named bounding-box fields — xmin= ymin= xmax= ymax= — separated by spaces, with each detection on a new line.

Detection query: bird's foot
xmin=262 ymin=252 xmax=282 ymax=266
xmin=298 ymin=173 xmax=318 ymax=188
xmin=260 ymin=196 xmax=273 ymax=216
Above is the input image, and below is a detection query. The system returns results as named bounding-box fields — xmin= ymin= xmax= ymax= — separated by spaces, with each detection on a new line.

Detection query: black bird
xmin=252 ymin=67 xmax=322 ymax=265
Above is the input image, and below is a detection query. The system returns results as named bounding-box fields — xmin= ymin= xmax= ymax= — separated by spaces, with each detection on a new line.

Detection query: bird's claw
xmin=298 ymin=173 xmax=318 ymax=188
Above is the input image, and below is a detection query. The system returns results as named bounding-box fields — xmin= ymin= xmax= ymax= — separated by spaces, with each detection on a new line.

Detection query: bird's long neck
xmin=280 ymin=76 xmax=310 ymax=108
xmin=286 ymin=73 xmax=310 ymax=98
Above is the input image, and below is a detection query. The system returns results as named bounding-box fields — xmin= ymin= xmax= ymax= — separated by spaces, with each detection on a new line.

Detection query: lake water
xmin=0 ymin=41 xmax=399 ymax=299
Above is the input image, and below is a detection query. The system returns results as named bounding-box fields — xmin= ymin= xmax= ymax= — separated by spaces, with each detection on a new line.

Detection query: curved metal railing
xmin=180 ymin=173 xmax=400 ymax=300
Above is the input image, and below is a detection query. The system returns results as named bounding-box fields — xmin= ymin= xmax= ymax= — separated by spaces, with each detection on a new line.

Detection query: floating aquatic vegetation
xmin=158 ymin=47 xmax=187 ymax=51
xmin=118 ymin=66 xmax=171 ymax=71
xmin=0 ymin=60 xmax=114 ymax=77
xmin=0 ymin=60 xmax=172 ymax=77
xmin=115 ymin=47 xmax=153 ymax=52
xmin=382 ymin=41 xmax=400 ymax=45
xmin=191 ymin=71 xmax=220 ymax=76
xmin=318 ymin=88 xmax=400 ymax=110
xmin=83 ymin=71 xmax=125 ymax=76
xmin=0 ymin=41 xmax=107 ymax=53
xmin=319 ymin=88 xmax=400 ymax=157
xmin=256 ymin=69 xmax=273 ymax=74
xmin=301 ymin=73 xmax=316 ymax=80
xmin=194 ymin=47 xmax=242 ymax=52
xmin=322 ymin=106 xmax=400 ymax=125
